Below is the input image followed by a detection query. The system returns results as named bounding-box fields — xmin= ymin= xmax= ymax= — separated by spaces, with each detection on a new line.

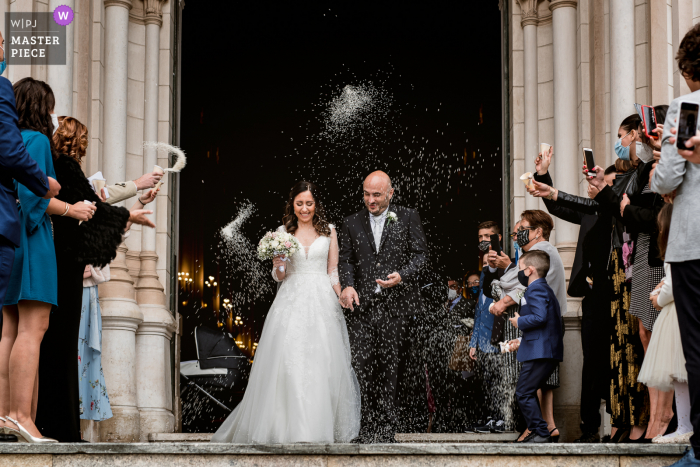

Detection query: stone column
xmin=99 ymin=0 xmax=143 ymax=443
xmin=609 ymin=0 xmax=635 ymax=167
xmin=673 ymin=0 xmax=694 ymax=97
xmin=134 ymin=0 xmax=175 ymax=441
xmin=46 ymin=0 xmax=75 ymax=116
xmin=550 ymin=0 xmax=582 ymax=441
xmin=519 ymin=0 xmax=540 ymax=211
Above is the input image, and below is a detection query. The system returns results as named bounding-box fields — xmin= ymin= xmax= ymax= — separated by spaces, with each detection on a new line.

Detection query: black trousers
xmin=671 ymin=259 xmax=700 ymax=456
xmin=347 ymin=309 xmax=410 ymax=439
xmin=35 ymin=256 xmax=84 ymax=442
xmin=579 ymin=285 xmax=610 ymax=434
xmin=516 ymin=359 xmax=558 ymax=438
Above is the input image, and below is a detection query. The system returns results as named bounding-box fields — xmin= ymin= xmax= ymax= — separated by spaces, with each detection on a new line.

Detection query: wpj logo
xmin=4 ymin=12 xmax=67 ymax=65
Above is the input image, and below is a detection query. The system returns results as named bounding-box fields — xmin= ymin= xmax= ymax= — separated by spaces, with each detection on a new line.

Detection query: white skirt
xmin=211 ymin=271 xmax=361 ymax=444
xmin=637 ymin=302 xmax=687 ymax=392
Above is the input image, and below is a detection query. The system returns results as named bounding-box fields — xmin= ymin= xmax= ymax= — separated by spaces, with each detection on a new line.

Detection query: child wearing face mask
xmin=507 ymin=250 xmax=564 ymax=444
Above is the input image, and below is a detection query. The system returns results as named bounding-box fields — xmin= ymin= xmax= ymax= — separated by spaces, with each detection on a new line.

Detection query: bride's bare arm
xmin=328 ymin=226 xmax=341 ymax=297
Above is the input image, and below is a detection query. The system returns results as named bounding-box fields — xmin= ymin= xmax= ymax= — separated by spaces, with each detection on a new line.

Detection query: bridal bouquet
xmin=257 ymin=231 xmax=301 ymax=272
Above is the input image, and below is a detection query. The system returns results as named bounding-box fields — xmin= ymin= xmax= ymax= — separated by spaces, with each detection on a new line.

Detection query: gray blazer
xmin=651 ymin=91 xmax=700 ymax=263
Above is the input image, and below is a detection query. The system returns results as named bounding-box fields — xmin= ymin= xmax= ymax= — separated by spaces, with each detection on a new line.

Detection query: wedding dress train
xmin=211 ymin=226 xmax=361 ymax=444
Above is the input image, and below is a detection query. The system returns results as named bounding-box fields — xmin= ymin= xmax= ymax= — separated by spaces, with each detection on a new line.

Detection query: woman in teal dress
xmin=0 ymin=78 xmax=95 ymax=443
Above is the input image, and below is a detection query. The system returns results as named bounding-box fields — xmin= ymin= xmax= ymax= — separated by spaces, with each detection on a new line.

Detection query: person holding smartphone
xmin=587 ymin=111 xmax=670 ymax=441
xmin=649 ymin=23 xmax=700 ymax=467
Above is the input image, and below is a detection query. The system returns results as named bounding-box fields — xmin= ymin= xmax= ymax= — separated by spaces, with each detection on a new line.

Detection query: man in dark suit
xmin=508 ymin=250 xmax=563 ymax=444
xmin=339 ymin=171 xmax=429 ymax=443
xmin=0 ymin=32 xmax=61 ymax=305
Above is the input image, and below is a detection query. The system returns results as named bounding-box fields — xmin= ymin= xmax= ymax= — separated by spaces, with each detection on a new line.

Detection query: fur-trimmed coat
xmin=52 ymin=154 xmax=130 ymax=268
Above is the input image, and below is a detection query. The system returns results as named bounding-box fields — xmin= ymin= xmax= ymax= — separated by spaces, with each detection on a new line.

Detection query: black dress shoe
xmin=574 ymin=432 xmax=601 ymax=443
xmin=521 ymin=431 xmax=552 ymax=443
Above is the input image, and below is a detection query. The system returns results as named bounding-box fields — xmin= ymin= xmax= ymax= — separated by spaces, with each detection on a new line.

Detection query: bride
xmin=211 ymin=181 xmax=361 ymax=444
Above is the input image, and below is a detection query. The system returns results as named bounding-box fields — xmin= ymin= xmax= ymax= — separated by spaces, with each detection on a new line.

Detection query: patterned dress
xmin=628 ymin=185 xmax=665 ymax=332
xmin=78 ymin=286 xmax=113 ymax=421
xmin=608 ymin=248 xmax=648 ymax=428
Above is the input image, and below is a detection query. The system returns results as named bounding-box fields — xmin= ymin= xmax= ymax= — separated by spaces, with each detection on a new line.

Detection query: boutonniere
xmin=386 ymin=211 xmax=398 ymax=226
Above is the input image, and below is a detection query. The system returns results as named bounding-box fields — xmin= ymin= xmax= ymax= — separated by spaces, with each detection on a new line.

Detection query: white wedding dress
xmin=211 ymin=225 xmax=361 ymax=444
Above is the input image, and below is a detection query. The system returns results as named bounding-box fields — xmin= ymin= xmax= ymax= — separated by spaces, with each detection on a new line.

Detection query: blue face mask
xmin=614 ymin=130 xmax=633 ymax=161
xmin=513 ymin=241 xmax=521 ymax=263
xmin=469 ymin=286 xmax=480 ymax=296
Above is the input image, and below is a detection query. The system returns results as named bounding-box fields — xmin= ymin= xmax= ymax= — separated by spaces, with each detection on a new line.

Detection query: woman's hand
xmin=620 ymin=193 xmax=631 ymax=217
xmin=469 ymin=347 xmax=477 ymax=361
xmin=529 ymin=180 xmax=556 ymax=199
xmin=535 ymin=146 xmax=553 ymax=175
xmin=139 ymin=188 xmax=159 ymax=205
xmin=69 ymin=202 xmax=96 ymax=222
xmin=272 ymin=255 xmax=286 ymax=271
xmin=129 ymin=209 xmax=155 ymax=228
xmin=584 ymin=164 xmax=606 ymax=191
xmin=649 ymin=124 xmax=664 ymax=150
xmin=651 ymin=295 xmax=662 ymax=311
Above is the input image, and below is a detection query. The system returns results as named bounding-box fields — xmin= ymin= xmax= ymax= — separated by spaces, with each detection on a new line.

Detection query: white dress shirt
xmin=370 ymin=209 xmax=389 ymax=293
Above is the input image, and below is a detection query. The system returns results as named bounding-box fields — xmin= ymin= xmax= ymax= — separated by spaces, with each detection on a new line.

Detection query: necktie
xmin=372 ymin=216 xmax=382 ymax=250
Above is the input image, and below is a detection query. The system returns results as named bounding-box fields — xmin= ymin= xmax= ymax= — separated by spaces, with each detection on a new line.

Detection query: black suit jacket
xmin=339 ymin=205 xmax=429 ymax=317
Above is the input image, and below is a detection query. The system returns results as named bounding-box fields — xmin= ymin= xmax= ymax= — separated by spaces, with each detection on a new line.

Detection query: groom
xmin=339 ymin=171 xmax=429 ymax=443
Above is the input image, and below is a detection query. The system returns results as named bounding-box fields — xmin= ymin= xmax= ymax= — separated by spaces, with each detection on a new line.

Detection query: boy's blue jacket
xmin=517 ymin=277 xmax=564 ymax=362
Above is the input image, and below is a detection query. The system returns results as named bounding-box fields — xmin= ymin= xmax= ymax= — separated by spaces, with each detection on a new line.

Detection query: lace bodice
xmin=272 ymin=225 xmax=339 ymax=286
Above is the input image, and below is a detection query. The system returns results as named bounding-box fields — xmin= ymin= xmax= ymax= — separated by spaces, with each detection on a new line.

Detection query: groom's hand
xmin=340 ymin=287 xmax=360 ymax=311
xmin=376 ymin=272 xmax=401 ymax=289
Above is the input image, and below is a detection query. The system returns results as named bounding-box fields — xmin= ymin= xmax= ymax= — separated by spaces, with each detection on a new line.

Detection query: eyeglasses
xmin=517 ymin=226 xmax=534 ymax=233
xmin=448 ymin=284 xmax=461 ymax=290
xmin=467 ymin=280 xmax=480 ymax=287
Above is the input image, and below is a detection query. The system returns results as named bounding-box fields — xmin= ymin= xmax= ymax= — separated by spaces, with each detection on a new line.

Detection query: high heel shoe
xmin=0 ymin=417 xmax=17 ymax=442
xmin=5 ymin=416 xmax=57 ymax=443
xmin=625 ymin=428 xmax=652 ymax=444
xmin=608 ymin=428 xmax=630 ymax=443
xmin=550 ymin=428 xmax=560 ymax=443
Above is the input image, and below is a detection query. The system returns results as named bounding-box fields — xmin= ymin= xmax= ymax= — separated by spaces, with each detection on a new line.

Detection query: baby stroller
xmin=180 ymin=326 xmax=252 ymax=432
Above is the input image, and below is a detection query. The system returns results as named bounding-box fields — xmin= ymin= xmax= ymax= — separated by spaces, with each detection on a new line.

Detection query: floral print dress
xmin=78 ymin=286 xmax=113 ymax=421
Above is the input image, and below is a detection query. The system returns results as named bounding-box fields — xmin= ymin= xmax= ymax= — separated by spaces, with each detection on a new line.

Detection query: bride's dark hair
xmin=283 ymin=181 xmax=331 ymax=237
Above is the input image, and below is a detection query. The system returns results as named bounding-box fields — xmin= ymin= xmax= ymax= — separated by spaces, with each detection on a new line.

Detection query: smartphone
xmin=676 ymin=101 xmax=700 ymax=150
xmin=490 ymin=234 xmax=502 ymax=255
xmin=582 ymin=148 xmax=595 ymax=176
xmin=641 ymin=105 xmax=658 ymax=139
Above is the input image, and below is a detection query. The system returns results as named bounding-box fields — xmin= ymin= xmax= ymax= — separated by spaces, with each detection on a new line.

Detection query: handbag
xmin=448 ymin=334 xmax=474 ymax=372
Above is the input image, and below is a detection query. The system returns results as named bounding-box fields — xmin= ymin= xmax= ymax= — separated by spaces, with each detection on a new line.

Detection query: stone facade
xmin=503 ymin=0 xmax=698 ymax=440
xmin=0 ymin=0 xmax=183 ymax=442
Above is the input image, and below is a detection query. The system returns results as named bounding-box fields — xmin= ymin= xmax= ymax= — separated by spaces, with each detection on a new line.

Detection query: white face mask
xmin=636 ymin=141 xmax=655 ymax=163
xmin=447 ymin=288 xmax=458 ymax=300
xmin=50 ymin=113 xmax=59 ymax=135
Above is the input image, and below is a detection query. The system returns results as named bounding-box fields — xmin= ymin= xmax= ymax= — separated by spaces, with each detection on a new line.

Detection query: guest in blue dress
xmin=0 ymin=78 xmax=97 ymax=443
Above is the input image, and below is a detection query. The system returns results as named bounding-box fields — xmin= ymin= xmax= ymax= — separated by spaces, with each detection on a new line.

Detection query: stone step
xmin=148 ymin=433 xmax=516 ymax=443
xmin=396 ymin=432 xmax=518 ymax=443
xmin=0 ymin=442 xmax=685 ymax=467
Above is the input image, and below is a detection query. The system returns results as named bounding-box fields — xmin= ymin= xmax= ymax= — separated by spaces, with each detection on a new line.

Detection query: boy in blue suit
xmin=508 ymin=250 xmax=564 ymax=443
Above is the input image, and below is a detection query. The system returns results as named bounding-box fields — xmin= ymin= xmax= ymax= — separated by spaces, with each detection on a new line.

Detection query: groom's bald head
xmin=363 ymin=171 xmax=394 ymax=215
